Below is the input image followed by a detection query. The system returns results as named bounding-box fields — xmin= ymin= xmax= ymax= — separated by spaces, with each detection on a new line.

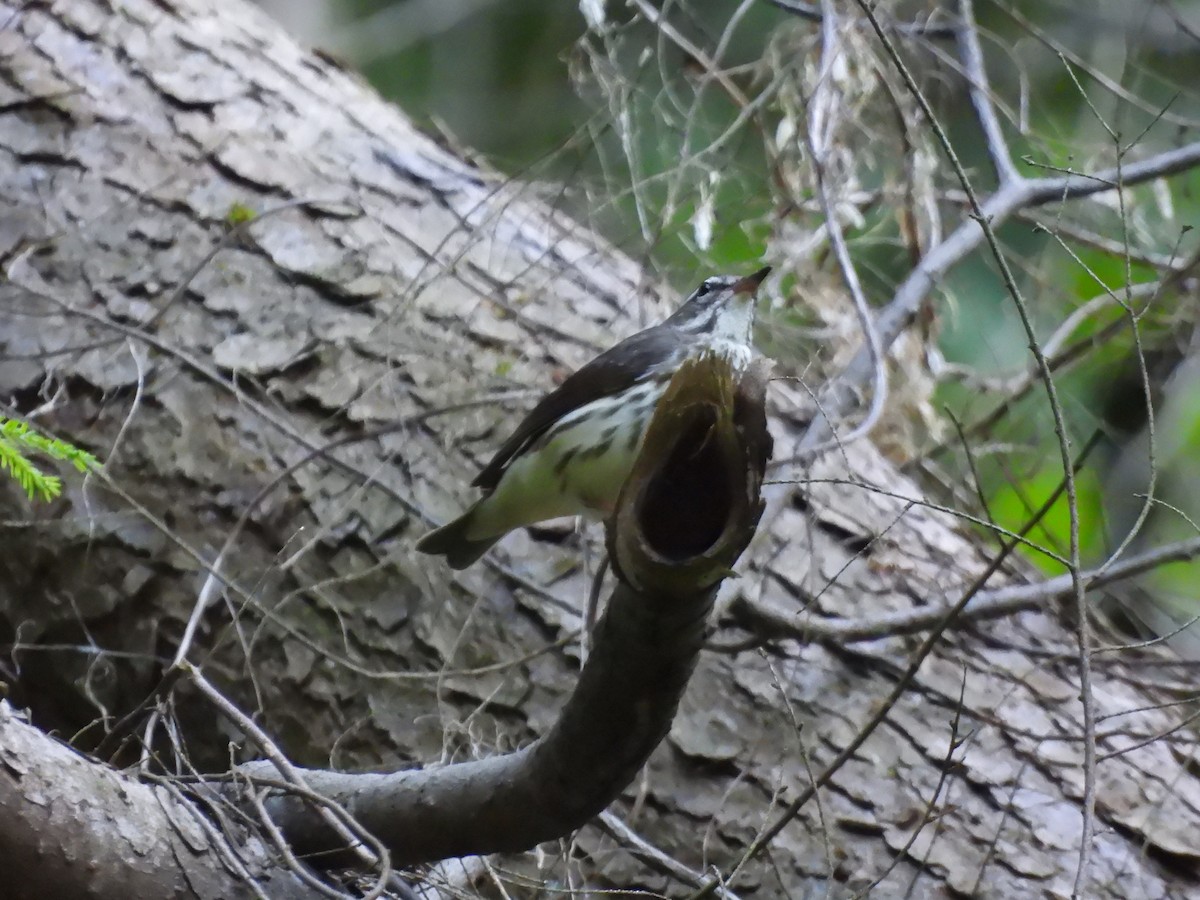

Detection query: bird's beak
xmin=732 ymin=266 xmax=771 ymax=295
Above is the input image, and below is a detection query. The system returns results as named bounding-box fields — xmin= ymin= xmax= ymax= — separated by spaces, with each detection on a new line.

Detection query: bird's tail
xmin=415 ymin=511 xmax=499 ymax=570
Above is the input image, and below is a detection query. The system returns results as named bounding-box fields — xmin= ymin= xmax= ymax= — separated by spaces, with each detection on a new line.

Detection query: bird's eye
xmin=697 ymin=280 xmax=716 ymax=296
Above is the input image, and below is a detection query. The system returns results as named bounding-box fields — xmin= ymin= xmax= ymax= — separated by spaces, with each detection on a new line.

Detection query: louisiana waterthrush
xmin=416 ymin=266 xmax=771 ymax=569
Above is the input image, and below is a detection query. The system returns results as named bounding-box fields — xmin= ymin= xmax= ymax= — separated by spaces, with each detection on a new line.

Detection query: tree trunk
xmin=2 ymin=0 xmax=1198 ymax=897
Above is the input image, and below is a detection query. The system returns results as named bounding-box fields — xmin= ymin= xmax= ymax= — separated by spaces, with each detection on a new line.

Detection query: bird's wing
xmin=471 ymin=326 xmax=680 ymax=491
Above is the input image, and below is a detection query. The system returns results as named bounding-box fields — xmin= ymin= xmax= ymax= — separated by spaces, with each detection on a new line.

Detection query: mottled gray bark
xmin=1 ymin=0 xmax=1199 ymax=898
xmin=0 ymin=702 xmax=322 ymax=899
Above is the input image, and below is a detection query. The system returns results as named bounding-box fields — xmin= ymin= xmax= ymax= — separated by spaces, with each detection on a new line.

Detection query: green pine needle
xmin=0 ymin=417 xmax=100 ymax=503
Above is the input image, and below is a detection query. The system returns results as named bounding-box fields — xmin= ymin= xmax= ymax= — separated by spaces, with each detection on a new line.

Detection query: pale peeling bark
xmin=1 ymin=1 xmax=1199 ymax=898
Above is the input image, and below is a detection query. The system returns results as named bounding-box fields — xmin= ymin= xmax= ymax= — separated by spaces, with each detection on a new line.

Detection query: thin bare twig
xmin=186 ymin=664 xmax=392 ymax=893
xmin=690 ymin=397 xmax=1099 ymax=896
xmin=858 ymin=672 xmax=970 ymax=900
xmin=734 ymin=534 xmax=1200 ymax=646
xmin=847 ymin=5 xmax=1098 ymax=887
xmin=767 ymin=0 xmax=958 ymax=38
xmin=799 ymin=141 xmax=1200 ymax=454
xmin=597 ymin=811 xmax=745 ymax=900
xmin=800 ymin=0 xmax=889 ymax=454
xmin=956 ymin=0 xmax=1020 ymax=185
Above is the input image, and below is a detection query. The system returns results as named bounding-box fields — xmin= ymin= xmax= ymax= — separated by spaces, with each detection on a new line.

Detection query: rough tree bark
xmin=2 ymin=1 xmax=1200 ymax=898
xmin=0 ymin=702 xmax=326 ymax=900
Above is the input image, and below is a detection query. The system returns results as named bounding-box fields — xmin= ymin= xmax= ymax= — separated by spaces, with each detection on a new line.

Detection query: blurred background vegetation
xmin=259 ymin=0 xmax=1200 ymax=644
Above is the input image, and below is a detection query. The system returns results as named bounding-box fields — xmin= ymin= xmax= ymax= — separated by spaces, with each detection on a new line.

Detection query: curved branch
xmin=242 ymin=355 xmax=773 ymax=866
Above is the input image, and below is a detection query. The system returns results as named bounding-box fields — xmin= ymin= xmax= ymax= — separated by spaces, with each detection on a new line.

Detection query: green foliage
xmin=989 ymin=464 xmax=1106 ymax=575
xmin=0 ymin=417 xmax=100 ymax=503
xmin=225 ymin=202 xmax=257 ymax=226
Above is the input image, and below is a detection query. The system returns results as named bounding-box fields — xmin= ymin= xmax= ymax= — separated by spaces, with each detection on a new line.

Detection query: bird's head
xmin=665 ymin=266 xmax=771 ymax=343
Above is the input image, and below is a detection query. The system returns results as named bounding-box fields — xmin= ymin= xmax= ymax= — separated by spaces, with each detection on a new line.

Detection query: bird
xmin=416 ymin=266 xmax=771 ymax=569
